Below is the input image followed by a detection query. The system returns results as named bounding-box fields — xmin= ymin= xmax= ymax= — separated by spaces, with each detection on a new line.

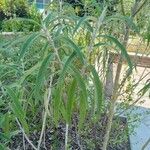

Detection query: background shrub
xmin=0 ymin=0 xmax=41 ymax=32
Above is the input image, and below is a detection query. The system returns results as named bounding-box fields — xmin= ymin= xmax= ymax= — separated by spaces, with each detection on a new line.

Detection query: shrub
xmin=0 ymin=0 xmax=41 ymax=32
xmin=0 ymin=1 xmax=149 ymax=150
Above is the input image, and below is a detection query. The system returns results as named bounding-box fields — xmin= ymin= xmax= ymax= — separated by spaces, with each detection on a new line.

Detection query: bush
xmin=0 ymin=1 xmax=149 ymax=149
xmin=1 ymin=19 xmax=21 ymax=32
xmin=0 ymin=0 xmax=41 ymax=32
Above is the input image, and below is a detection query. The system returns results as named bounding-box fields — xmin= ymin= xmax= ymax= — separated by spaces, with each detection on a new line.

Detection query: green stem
xmin=37 ymin=76 xmax=53 ymax=150
xmin=120 ymin=0 xmax=125 ymax=15
xmin=65 ymin=123 xmax=69 ymax=150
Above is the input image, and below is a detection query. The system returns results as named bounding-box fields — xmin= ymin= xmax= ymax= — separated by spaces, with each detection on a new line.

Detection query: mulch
xmin=9 ymin=116 xmax=131 ymax=150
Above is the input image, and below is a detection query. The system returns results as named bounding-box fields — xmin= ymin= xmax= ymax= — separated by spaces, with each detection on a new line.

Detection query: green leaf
xmin=73 ymin=16 xmax=87 ymax=34
xmin=3 ymin=113 xmax=10 ymax=134
xmin=84 ymin=21 xmax=93 ymax=32
xmin=89 ymin=65 xmax=104 ymax=121
xmin=19 ymin=62 xmax=41 ymax=85
xmin=43 ymin=12 xmax=58 ymax=27
xmin=0 ymin=64 xmax=19 ymax=72
xmin=106 ymin=15 xmax=139 ymax=33
xmin=6 ymin=88 xmax=29 ymax=134
xmin=53 ymin=84 xmax=62 ymax=125
xmin=59 ymin=51 xmax=76 ymax=82
xmin=94 ymin=42 xmax=107 ymax=48
xmin=0 ymin=35 xmax=27 ymax=48
xmin=71 ymin=66 xmax=88 ymax=129
xmin=73 ymin=16 xmax=95 ymax=34
xmin=99 ymin=35 xmax=133 ymax=69
xmin=97 ymin=6 xmax=107 ymax=26
xmin=0 ymin=143 xmax=7 ymax=150
xmin=62 ymin=37 xmax=85 ymax=64
xmin=35 ymin=53 xmax=53 ymax=101
xmin=19 ymin=32 xmax=40 ymax=60
xmin=66 ymin=79 xmax=77 ymax=123
xmin=0 ymin=132 xmax=10 ymax=141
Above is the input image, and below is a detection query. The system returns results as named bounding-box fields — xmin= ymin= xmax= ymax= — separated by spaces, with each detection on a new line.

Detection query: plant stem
xmin=102 ymin=23 xmax=130 ymax=149
xmin=120 ymin=0 xmax=125 ymax=15
xmin=59 ymin=0 xmax=63 ymax=13
xmin=102 ymin=58 xmax=122 ymax=150
xmin=102 ymin=9 xmax=131 ymax=150
xmin=132 ymin=0 xmax=148 ymax=17
xmin=37 ymin=112 xmax=47 ymax=150
xmin=23 ymin=134 xmax=26 ymax=150
xmin=43 ymin=27 xmax=62 ymax=67
xmin=105 ymin=57 xmax=114 ymax=100
xmin=88 ymin=7 xmax=107 ymax=63
xmin=73 ymin=118 xmax=83 ymax=150
xmin=16 ymin=118 xmax=37 ymax=150
xmin=37 ymin=76 xmax=53 ymax=150
xmin=65 ymin=123 xmax=69 ymax=150
xmin=102 ymin=0 xmax=147 ymax=148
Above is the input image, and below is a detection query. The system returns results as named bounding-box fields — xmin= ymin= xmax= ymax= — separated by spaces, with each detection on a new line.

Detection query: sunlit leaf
xmin=106 ymin=15 xmax=139 ymax=33
xmin=19 ymin=32 xmax=41 ymax=60
xmin=89 ymin=65 xmax=104 ymax=121
xmin=66 ymin=79 xmax=77 ymax=123
xmin=35 ymin=53 xmax=53 ymax=101
xmin=62 ymin=37 xmax=85 ymax=64
xmin=98 ymin=35 xmax=133 ymax=69
xmin=6 ymin=88 xmax=29 ymax=134
xmin=71 ymin=66 xmax=88 ymax=129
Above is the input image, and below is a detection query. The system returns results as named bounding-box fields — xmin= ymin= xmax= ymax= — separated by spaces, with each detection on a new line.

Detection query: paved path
xmin=116 ymin=66 xmax=150 ymax=150
xmin=127 ymin=106 xmax=150 ymax=150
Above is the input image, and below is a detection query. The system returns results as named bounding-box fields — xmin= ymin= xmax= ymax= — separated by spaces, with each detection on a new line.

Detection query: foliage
xmin=0 ymin=0 xmax=149 ymax=149
xmin=0 ymin=0 xmax=41 ymax=31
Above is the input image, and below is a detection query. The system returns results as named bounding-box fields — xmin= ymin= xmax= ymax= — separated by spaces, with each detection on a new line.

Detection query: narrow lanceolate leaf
xmin=6 ymin=88 xmax=29 ymax=134
xmin=53 ymin=84 xmax=62 ymax=125
xmin=94 ymin=42 xmax=107 ymax=48
xmin=66 ymin=79 xmax=77 ymax=123
xmin=19 ymin=32 xmax=41 ymax=60
xmin=53 ymin=83 xmax=67 ymax=126
xmin=0 ymin=143 xmax=6 ymax=150
xmin=35 ymin=53 xmax=53 ymax=101
xmin=62 ymin=37 xmax=85 ymax=64
xmin=99 ymin=35 xmax=133 ymax=69
xmin=59 ymin=51 xmax=76 ymax=82
xmin=73 ymin=15 xmax=97 ymax=34
xmin=0 ymin=64 xmax=19 ymax=72
xmin=19 ymin=62 xmax=41 ymax=85
xmin=43 ymin=12 xmax=58 ymax=28
xmin=84 ymin=21 xmax=93 ymax=32
xmin=71 ymin=66 xmax=88 ymax=129
xmin=97 ymin=6 xmax=107 ymax=27
xmin=106 ymin=15 xmax=139 ymax=34
xmin=1 ymin=35 xmax=27 ymax=48
xmin=73 ymin=16 xmax=87 ymax=34
xmin=89 ymin=65 xmax=104 ymax=120
xmin=0 ymin=132 xmax=10 ymax=141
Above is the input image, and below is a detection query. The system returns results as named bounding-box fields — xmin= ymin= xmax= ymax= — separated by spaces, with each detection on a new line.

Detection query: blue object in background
xmin=29 ymin=0 xmax=50 ymax=10
xmin=36 ymin=3 xmax=44 ymax=9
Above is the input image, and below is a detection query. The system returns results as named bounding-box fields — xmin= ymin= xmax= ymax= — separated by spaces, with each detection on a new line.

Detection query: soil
xmin=8 ymin=116 xmax=131 ymax=150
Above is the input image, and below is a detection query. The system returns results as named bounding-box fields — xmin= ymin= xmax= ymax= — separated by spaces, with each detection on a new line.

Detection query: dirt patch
xmin=8 ymin=116 xmax=131 ymax=150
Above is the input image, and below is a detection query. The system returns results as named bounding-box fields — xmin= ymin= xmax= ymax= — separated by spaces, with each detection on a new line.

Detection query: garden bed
xmin=9 ymin=116 xmax=131 ymax=150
